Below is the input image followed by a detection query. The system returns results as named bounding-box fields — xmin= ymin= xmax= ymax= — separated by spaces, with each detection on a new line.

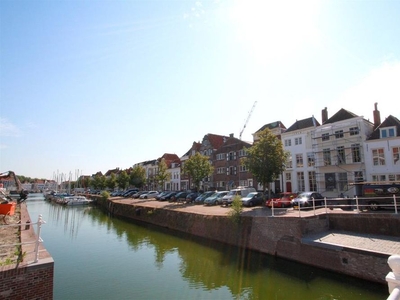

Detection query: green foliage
xmin=91 ymin=174 xmax=107 ymax=190
xmin=129 ymin=166 xmax=146 ymax=188
xmin=101 ymin=190 xmax=110 ymax=200
xmin=106 ymin=173 xmax=117 ymax=190
xmin=155 ymin=159 xmax=170 ymax=190
xmin=117 ymin=171 xmax=130 ymax=190
xmin=182 ymin=152 xmax=214 ymax=191
xmin=228 ymin=195 xmax=243 ymax=224
xmin=242 ymin=128 xmax=288 ymax=195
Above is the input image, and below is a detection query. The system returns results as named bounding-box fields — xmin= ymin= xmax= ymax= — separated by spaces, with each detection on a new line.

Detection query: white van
xmin=221 ymin=187 xmax=256 ymax=206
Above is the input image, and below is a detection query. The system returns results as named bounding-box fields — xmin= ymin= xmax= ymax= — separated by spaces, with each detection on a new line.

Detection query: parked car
xmin=186 ymin=192 xmax=200 ymax=203
xmin=266 ymin=192 xmax=297 ymax=208
xmin=160 ymin=191 xmax=177 ymax=201
xmin=204 ymin=191 xmax=229 ymax=206
xmin=221 ymin=187 xmax=256 ymax=206
xmin=132 ymin=191 xmax=147 ymax=198
xmin=155 ymin=191 xmax=170 ymax=200
xmin=170 ymin=191 xmax=189 ymax=202
xmin=361 ymin=183 xmax=400 ymax=211
xmin=291 ymin=192 xmax=324 ymax=209
xmin=139 ymin=191 xmax=159 ymax=199
xmin=241 ymin=192 xmax=264 ymax=207
xmin=123 ymin=189 xmax=139 ymax=197
xmin=194 ymin=191 xmax=215 ymax=205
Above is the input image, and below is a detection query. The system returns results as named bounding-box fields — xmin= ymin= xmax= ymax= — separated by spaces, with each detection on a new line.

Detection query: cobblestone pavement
xmin=303 ymin=231 xmax=400 ymax=255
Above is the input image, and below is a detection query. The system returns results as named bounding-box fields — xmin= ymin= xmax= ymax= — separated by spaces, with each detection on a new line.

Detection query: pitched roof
xmin=324 ymin=108 xmax=358 ymax=124
xmin=285 ymin=117 xmax=320 ymax=133
xmin=367 ymin=115 xmax=400 ymax=140
xmin=205 ymin=133 xmax=227 ymax=150
xmin=255 ymin=121 xmax=286 ymax=133
xmin=159 ymin=153 xmax=181 ymax=168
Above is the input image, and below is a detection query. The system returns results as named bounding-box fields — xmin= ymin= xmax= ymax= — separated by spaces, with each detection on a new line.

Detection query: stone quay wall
xmin=102 ymin=198 xmax=397 ymax=285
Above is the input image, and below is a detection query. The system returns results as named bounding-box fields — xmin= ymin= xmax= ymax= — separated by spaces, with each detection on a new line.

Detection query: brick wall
xmin=0 ymin=262 xmax=54 ymax=300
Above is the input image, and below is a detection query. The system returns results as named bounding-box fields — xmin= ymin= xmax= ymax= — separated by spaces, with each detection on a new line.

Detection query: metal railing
xmin=0 ymin=214 xmax=46 ymax=264
xmin=269 ymin=195 xmax=398 ymax=217
xmin=387 ymin=255 xmax=400 ymax=300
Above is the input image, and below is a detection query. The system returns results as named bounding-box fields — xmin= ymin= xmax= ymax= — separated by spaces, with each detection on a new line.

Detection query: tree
xmin=182 ymin=152 xmax=214 ymax=191
xmin=155 ymin=159 xmax=170 ymax=191
xmin=91 ymin=174 xmax=106 ymax=190
xmin=129 ymin=166 xmax=146 ymax=189
xmin=106 ymin=173 xmax=117 ymax=190
xmin=117 ymin=171 xmax=130 ymax=190
xmin=242 ymin=128 xmax=288 ymax=198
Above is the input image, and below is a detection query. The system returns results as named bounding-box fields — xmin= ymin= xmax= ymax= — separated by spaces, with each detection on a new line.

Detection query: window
xmin=296 ymin=154 xmax=303 ymax=168
xmin=216 ymin=153 xmax=225 ymax=160
xmin=238 ymin=149 xmax=247 ymax=157
xmin=380 ymin=127 xmax=396 ymax=138
xmin=393 ymin=147 xmax=400 ymax=165
xmin=372 ymin=175 xmax=387 ymax=182
xmin=323 ymin=149 xmax=331 ymax=166
xmin=351 ymin=144 xmax=361 ymax=163
xmin=295 ymin=137 xmax=302 ymax=145
xmin=239 ymin=165 xmax=247 ymax=172
xmin=335 ymin=130 xmax=344 ymax=138
xmin=297 ymin=172 xmax=305 ymax=191
xmin=309 ymin=171 xmax=317 ymax=191
xmin=228 ymin=166 xmax=236 ymax=175
xmin=286 ymin=156 xmax=293 ymax=168
xmin=285 ymin=172 xmax=291 ymax=181
xmin=337 ymin=146 xmax=346 ymax=164
xmin=307 ymin=153 xmax=315 ymax=167
xmin=349 ymin=127 xmax=359 ymax=136
xmin=354 ymin=171 xmax=363 ymax=182
xmin=325 ymin=173 xmax=336 ymax=191
xmin=338 ymin=173 xmax=348 ymax=191
xmin=322 ymin=133 xmax=329 ymax=141
xmin=227 ymin=151 xmax=236 ymax=161
xmin=372 ymin=148 xmax=385 ymax=165
xmin=284 ymin=139 xmax=291 ymax=147
xmin=217 ymin=167 xmax=225 ymax=174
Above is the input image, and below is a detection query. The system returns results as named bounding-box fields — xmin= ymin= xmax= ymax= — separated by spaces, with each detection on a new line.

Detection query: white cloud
xmin=0 ymin=118 xmax=21 ymax=137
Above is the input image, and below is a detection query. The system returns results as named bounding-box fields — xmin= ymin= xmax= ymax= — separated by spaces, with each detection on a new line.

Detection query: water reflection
xmin=26 ymin=200 xmax=387 ymax=300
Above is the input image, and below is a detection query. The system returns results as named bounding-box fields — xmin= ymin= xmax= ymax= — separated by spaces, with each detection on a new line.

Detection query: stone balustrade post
xmin=386 ymin=255 xmax=400 ymax=294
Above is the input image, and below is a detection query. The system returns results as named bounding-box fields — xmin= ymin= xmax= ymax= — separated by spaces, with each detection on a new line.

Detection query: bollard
xmin=386 ymin=255 xmax=400 ymax=294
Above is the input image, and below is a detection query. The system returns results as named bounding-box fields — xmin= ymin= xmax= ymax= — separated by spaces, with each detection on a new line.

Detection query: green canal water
xmin=26 ymin=195 xmax=388 ymax=300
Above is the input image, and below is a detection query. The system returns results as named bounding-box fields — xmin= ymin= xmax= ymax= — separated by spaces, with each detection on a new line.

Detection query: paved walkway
xmin=302 ymin=231 xmax=400 ymax=256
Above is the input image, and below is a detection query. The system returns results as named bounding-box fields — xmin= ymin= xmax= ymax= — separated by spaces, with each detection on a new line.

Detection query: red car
xmin=266 ymin=192 xmax=297 ymax=208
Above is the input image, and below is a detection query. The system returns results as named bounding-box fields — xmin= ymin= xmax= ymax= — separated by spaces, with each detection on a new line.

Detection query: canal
xmin=26 ymin=195 xmax=388 ymax=300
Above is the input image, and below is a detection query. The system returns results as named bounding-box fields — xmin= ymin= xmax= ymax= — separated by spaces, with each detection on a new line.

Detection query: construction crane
xmin=239 ymin=101 xmax=257 ymax=140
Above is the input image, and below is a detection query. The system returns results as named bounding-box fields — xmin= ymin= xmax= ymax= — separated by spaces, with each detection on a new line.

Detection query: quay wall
xmin=0 ymin=203 xmax=54 ymax=300
xmin=102 ymin=199 xmax=397 ymax=284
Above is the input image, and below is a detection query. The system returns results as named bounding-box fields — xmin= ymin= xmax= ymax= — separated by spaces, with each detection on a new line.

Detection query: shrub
xmin=228 ymin=195 xmax=243 ymax=224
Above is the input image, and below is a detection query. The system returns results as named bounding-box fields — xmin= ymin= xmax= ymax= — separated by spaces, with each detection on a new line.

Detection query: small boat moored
xmin=63 ymin=196 xmax=93 ymax=206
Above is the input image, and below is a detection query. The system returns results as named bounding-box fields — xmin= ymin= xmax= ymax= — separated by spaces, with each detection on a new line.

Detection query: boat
xmin=63 ymin=196 xmax=92 ymax=206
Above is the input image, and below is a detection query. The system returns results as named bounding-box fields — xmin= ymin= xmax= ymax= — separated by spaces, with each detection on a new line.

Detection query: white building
xmin=281 ymin=117 xmax=320 ymax=193
xmin=311 ymin=107 xmax=374 ymax=197
xmin=364 ymin=114 xmax=400 ymax=183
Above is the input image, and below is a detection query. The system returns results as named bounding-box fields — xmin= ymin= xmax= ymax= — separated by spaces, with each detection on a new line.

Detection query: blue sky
xmin=1 ymin=0 xmax=399 ymax=180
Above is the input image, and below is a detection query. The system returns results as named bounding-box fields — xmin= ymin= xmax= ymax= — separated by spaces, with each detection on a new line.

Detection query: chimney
xmin=373 ymin=102 xmax=381 ymax=129
xmin=229 ymin=133 xmax=234 ymax=138
xmin=322 ymin=107 xmax=328 ymax=124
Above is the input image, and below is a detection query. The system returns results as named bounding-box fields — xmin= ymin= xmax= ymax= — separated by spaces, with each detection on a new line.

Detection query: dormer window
xmin=380 ymin=126 xmax=396 ymax=138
